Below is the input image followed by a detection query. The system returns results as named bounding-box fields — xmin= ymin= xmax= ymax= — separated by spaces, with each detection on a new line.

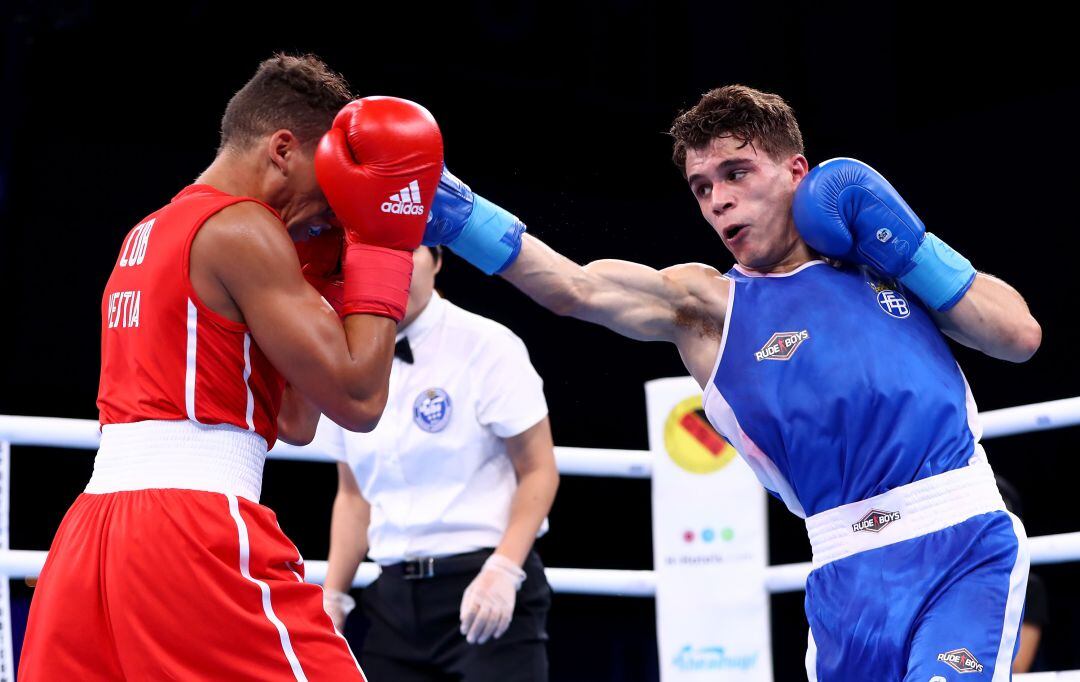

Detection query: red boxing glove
xmin=294 ymin=224 xmax=346 ymax=316
xmin=315 ymin=97 xmax=444 ymax=321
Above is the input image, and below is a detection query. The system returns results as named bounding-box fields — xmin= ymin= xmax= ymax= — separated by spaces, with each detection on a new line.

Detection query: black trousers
xmin=356 ymin=549 xmax=551 ymax=682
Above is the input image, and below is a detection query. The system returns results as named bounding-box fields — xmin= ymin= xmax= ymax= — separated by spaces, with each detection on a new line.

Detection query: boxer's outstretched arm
xmin=501 ymin=234 xmax=728 ymax=343
xmin=198 ymin=203 xmax=393 ymax=432
xmin=425 ymin=170 xmax=728 ymax=380
xmin=930 ymin=272 xmax=1041 ymax=363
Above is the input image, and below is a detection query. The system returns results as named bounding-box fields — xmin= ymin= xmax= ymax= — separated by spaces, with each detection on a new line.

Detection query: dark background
xmin=1 ymin=1 xmax=1077 ymax=679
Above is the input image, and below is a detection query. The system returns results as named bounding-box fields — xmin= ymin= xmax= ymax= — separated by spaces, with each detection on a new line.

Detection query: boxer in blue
xmin=424 ymin=86 xmax=1041 ymax=681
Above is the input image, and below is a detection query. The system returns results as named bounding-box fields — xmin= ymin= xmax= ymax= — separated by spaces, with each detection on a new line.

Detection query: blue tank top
xmin=702 ymin=260 xmax=982 ymax=518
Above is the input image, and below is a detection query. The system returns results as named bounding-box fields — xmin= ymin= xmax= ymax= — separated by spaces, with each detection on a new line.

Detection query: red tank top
xmin=97 ymin=184 xmax=286 ymax=446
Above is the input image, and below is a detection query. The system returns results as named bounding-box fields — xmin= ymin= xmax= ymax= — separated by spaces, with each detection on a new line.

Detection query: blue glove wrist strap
xmin=898 ymin=233 xmax=976 ymax=311
xmin=449 ymin=194 xmax=526 ymax=275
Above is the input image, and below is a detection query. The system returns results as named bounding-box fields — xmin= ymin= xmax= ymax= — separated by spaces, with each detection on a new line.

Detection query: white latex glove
xmin=459 ymin=554 xmax=526 ymax=645
xmin=323 ymin=588 xmax=356 ymax=632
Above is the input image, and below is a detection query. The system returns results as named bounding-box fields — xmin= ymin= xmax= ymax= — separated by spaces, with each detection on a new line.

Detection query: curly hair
xmin=219 ymin=53 xmax=353 ymax=151
xmin=669 ymin=85 xmax=803 ymax=175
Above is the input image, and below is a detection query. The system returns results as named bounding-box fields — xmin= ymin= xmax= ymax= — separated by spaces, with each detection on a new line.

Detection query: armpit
xmin=674 ymin=305 xmax=722 ymax=340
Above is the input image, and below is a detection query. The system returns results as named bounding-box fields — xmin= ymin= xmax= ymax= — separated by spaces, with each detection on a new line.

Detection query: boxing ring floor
xmin=2 ymin=394 xmax=1079 ymax=679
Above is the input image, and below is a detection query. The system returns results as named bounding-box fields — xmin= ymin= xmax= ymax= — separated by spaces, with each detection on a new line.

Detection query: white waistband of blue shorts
xmin=85 ymin=420 xmax=267 ymax=502
xmin=805 ymin=459 xmax=1006 ymax=568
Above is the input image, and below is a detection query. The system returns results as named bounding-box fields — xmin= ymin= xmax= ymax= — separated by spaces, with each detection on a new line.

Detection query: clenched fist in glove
xmin=793 ymin=158 xmax=976 ymax=311
xmin=424 ymin=167 xmax=525 ymax=275
xmin=459 ymin=553 xmax=526 ymax=645
xmin=315 ymin=96 xmax=443 ymax=321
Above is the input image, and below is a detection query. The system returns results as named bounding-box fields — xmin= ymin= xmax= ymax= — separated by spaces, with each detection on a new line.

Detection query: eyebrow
xmin=686 ymin=157 xmax=757 ymax=185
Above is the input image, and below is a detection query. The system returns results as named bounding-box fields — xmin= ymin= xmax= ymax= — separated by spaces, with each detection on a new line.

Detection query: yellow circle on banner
xmin=663 ymin=395 xmax=737 ymax=474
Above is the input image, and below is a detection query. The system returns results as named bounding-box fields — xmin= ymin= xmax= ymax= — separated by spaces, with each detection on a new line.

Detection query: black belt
xmin=380 ymin=548 xmax=493 ymax=581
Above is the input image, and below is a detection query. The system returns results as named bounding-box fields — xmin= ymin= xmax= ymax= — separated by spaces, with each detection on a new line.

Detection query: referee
xmin=318 ymin=246 xmax=559 ymax=682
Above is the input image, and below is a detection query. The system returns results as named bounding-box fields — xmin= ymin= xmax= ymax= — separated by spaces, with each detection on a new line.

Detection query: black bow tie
xmin=394 ymin=337 xmax=414 ymax=364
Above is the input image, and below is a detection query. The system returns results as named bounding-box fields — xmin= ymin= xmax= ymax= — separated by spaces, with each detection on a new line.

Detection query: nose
xmin=710 ymin=184 xmax=735 ymax=215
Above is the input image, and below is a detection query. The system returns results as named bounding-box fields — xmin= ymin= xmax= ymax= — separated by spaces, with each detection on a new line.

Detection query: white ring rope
xmin=2 ymin=395 xmax=1079 ymax=476
xmin=3 ymin=531 xmax=1079 ymax=595
xmin=0 ymin=415 xmax=656 ymax=476
xmin=1 ymin=396 xmax=1078 ymax=678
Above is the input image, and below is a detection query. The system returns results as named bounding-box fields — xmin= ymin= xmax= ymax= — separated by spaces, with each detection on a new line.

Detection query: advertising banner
xmin=648 ymin=377 xmax=771 ymax=681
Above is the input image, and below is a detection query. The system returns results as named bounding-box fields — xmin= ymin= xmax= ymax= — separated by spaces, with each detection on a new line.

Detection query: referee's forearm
xmin=496 ymin=467 xmax=558 ymax=566
xmin=325 ymin=495 xmax=369 ymax=592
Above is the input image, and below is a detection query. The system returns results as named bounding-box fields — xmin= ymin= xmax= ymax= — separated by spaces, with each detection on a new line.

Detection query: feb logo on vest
xmin=865 ymin=276 xmax=911 ymax=319
xmin=877 ymin=289 xmax=910 ymax=319
xmin=413 ymin=388 xmax=452 ymax=433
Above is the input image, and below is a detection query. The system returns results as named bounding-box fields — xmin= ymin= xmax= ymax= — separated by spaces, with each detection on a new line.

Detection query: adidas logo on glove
xmin=380 ymin=180 xmax=425 ymax=215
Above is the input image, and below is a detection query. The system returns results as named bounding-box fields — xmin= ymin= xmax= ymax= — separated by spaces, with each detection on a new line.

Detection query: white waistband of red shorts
xmin=805 ymin=459 xmax=1006 ymax=568
xmin=85 ymin=420 xmax=267 ymax=502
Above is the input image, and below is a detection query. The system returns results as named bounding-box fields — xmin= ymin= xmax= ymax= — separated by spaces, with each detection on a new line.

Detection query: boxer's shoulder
xmin=661 ymin=262 xmax=730 ymax=308
xmin=202 ymin=200 xmax=284 ymax=237
xmin=191 ymin=201 xmax=298 ymax=289
xmin=195 ymin=201 xmax=292 ymax=257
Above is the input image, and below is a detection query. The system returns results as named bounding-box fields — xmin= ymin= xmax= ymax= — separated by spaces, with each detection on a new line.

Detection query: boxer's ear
xmin=789 ymin=154 xmax=809 ymax=185
xmin=267 ymin=129 xmax=300 ymax=175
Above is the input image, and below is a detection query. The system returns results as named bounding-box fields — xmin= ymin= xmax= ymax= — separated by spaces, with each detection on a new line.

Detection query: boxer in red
xmin=17 ymin=54 xmax=443 ymax=681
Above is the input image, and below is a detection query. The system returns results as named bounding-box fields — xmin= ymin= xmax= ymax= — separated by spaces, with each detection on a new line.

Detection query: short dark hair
xmin=219 ymin=53 xmax=353 ymax=152
xmin=669 ymin=85 xmax=804 ymax=175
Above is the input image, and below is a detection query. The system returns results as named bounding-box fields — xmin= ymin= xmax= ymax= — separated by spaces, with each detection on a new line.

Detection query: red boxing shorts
xmin=18 ymin=421 xmax=366 ymax=681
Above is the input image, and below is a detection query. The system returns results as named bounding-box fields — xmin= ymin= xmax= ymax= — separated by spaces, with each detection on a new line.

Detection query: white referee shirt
xmin=315 ymin=292 xmax=549 ymax=565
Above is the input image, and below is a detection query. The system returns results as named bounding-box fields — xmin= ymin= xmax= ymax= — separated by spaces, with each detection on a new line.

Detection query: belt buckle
xmin=403 ymin=557 xmax=435 ymax=580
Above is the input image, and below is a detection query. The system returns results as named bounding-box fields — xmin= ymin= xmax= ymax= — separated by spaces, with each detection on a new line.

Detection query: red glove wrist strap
xmin=341 ymin=243 xmax=413 ymax=321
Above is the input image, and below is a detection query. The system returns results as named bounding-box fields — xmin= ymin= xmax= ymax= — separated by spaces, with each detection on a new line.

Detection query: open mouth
xmin=723 ymin=224 xmax=749 ymax=241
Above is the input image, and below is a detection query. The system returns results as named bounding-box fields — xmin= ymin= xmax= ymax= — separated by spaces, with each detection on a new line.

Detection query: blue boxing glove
xmin=793 ymin=158 xmax=976 ymax=311
xmin=424 ymin=167 xmax=526 ymax=275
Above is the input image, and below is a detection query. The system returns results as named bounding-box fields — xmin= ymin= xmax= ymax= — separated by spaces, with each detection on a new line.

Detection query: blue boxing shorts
xmin=803 ymin=461 xmax=1029 ymax=681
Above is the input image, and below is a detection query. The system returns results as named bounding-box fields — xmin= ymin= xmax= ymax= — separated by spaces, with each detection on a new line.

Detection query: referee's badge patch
xmin=413 ymin=388 xmax=452 ymax=433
